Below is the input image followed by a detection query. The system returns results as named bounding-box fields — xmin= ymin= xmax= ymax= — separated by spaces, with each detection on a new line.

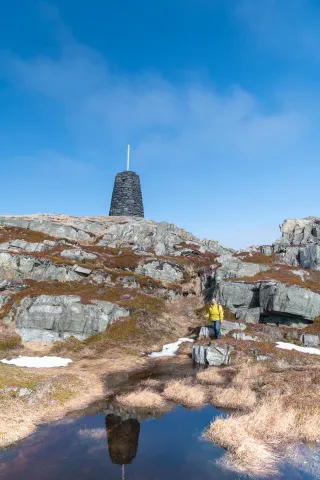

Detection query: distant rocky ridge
xmin=0 ymin=215 xmax=229 ymax=256
xmin=244 ymin=217 xmax=320 ymax=271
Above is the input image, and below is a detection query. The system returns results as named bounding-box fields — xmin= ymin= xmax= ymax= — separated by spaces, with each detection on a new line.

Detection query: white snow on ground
xmin=291 ymin=269 xmax=309 ymax=280
xmin=1 ymin=356 xmax=73 ymax=368
xmin=148 ymin=338 xmax=194 ymax=358
xmin=276 ymin=342 xmax=320 ymax=356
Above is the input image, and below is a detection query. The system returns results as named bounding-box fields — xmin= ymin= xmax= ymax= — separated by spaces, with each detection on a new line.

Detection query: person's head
xmin=211 ymin=298 xmax=217 ymax=305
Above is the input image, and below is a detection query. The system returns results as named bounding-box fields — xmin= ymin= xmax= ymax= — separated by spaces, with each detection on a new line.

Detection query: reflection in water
xmin=105 ymin=413 xmax=140 ymax=480
xmin=105 ymin=414 xmax=140 ymax=465
xmin=0 ymin=404 xmax=316 ymax=480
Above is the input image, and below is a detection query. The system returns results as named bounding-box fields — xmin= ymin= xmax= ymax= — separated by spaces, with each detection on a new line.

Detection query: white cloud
xmin=0 ymin=9 xmax=319 ymax=248
xmin=0 ymin=32 xmax=309 ymax=168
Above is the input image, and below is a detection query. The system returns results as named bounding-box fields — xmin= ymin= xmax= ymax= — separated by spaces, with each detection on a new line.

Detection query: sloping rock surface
xmin=0 ymin=215 xmax=228 ymax=255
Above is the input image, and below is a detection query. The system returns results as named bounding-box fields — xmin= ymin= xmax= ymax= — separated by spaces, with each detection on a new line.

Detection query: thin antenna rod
xmin=127 ymin=144 xmax=130 ymax=171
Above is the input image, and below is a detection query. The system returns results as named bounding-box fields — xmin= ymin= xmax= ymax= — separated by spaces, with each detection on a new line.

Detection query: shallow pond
xmin=0 ymin=403 xmax=319 ymax=479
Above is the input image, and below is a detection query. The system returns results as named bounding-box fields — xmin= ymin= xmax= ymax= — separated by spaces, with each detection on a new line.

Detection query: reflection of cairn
xmin=105 ymin=414 xmax=140 ymax=465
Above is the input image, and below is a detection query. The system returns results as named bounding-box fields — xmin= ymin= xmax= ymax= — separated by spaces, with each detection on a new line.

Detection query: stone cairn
xmin=109 ymin=171 xmax=144 ymax=217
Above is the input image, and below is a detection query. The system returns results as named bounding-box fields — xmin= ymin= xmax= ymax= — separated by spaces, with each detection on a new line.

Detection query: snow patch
xmin=148 ymin=338 xmax=194 ymax=358
xmin=1 ymin=356 xmax=73 ymax=368
xmin=291 ymin=269 xmax=309 ymax=280
xmin=276 ymin=342 xmax=320 ymax=356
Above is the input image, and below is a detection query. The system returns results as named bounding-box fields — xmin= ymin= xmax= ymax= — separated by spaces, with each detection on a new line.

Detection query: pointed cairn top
xmin=127 ymin=144 xmax=130 ymax=171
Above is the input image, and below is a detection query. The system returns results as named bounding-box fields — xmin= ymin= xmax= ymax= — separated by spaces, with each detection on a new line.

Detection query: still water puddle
xmin=0 ymin=404 xmax=318 ymax=479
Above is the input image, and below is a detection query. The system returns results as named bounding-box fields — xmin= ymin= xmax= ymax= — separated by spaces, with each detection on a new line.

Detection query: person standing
xmin=205 ymin=298 xmax=224 ymax=339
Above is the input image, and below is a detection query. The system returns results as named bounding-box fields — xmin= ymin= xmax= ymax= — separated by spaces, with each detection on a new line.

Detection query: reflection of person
xmin=105 ymin=414 xmax=140 ymax=465
xmin=205 ymin=298 xmax=224 ymax=339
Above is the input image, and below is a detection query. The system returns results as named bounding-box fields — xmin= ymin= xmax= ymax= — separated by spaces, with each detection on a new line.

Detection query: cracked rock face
xmin=97 ymin=218 xmax=228 ymax=256
xmin=273 ymin=218 xmax=320 ymax=271
xmin=213 ymin=279 xmax=320 ymax=325
xmin=202 ymin=246 xmax=320 ymax=327
xmin=0 ymin=252 xmax=85 ymax=282
xmin=135 ymin=260 xmax=184 ymax=283
xmin=60 ymin=249 xmax=97 ymax=262
xmin=275 ymin=218 xmax=320 ymax=246
xmin=0 ymin=215 xmax=229 ymax=256
xmin=13 ymin=295 xmax=129 ymax=344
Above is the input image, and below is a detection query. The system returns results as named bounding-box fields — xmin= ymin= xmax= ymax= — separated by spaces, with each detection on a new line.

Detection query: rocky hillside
xmin=0 ymin=213 xmax=319 ymax=352
xmin=0 ymin=214 xmax=227 ymax=348
xmin=202 ymin=216 xmax=320 ymax=339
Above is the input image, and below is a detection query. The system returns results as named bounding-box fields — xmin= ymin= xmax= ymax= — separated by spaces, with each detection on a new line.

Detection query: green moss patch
xmin=0 ymin=336 xmax=21 ymax=352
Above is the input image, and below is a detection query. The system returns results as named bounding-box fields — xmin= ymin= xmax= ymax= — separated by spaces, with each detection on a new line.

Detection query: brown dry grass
xmin=196 ymin=367 xmax=224 ymax=385
xmin=233 ymin=267 xmax=320 ymax=292
xmin=0 ymin=351 xmax=147 ymax=448
xmin=0 ymin=226 xmax=56 ymax=244
xmin=232 ymin=362 xmax=266 ymax=387
xmin=0 ymin=363 xmax=104 ymax=447
xmin=204 ymin=354 xmax=320 ymax=476
xmin=211 ymin=386 xmax=257 ymax=410
xmin=235 ymin=251 xmax=278 ymax=265
xmin=163 ymin=379 xmax=207 ymax=407
xmin=116 ymin=388 xmax=169 ymax=410
xmin=0 ymin=279 xmax=166 ymax=322
xmin=205 ymin=415 xmax=278 ymax=477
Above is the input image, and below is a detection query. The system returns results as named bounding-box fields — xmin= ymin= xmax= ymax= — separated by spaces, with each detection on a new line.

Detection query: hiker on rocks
xmin=205 ymin=298 xmax=224 ymax=339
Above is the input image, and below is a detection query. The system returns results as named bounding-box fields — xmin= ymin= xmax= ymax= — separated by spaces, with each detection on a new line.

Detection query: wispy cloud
xmin=1 ymin=5 xmax=319 ymax=247
xmin=237 ymin=0 xmax=320 ymax=60
xmin=0 ymin=37 xmax=309 ymax=169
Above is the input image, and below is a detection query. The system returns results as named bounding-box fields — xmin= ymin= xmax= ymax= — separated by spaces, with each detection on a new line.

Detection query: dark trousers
xmin=212 ymin=320 xmax=222 ymax=339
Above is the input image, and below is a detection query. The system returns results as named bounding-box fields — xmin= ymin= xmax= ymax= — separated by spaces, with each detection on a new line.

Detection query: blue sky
xmin=0 ymin=0 xmax=319 ymax=248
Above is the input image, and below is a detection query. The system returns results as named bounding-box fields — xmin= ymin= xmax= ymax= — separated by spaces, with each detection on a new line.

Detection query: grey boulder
xmin=259 ymin=282 xmax=320 ymax=321
xmin=0 ymin=252 xmax=88 ymax=282
xmin=14 ymin=295 xmax=129 ymax=344
xmin=300 ymin=333 xmax=319 ymax=348
xmin=275 ymin=217 xmax=320 ymax=246
xmin=192 ymin=342 xmax=234 ymax=365
xmin=214 ymin=255 xmax=270 ymax=282
xmin=206 ymin=343 xmax=234 ymax=366
xmin=135 ymin=260 xmax=184 ymax=282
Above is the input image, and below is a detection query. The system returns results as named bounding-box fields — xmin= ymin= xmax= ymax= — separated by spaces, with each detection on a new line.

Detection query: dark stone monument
xmin=109 ymin=171 xmax=144 ymax=217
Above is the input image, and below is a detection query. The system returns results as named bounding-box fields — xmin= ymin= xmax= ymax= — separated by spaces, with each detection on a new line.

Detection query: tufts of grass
xmin=211 ymin=386 xmax=257 ymax=410
xmin=116 ymin=388 xmax=169 ymax=410
xmin=0 ymin=336 xmax=22 ymax=352
xmin=204 ymin=415 xmax=278 ymax=477
xmin=196 ymin=368 xmax=224 ymax=385
xmin=0 ymin=363 xmax=43 ymax=391
xmin=163 ymin=379 xmax=207 ymax=407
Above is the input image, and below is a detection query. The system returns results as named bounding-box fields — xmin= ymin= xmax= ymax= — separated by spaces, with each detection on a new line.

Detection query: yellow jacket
xmin=205 ymin=303 xmax=224 ymax=322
